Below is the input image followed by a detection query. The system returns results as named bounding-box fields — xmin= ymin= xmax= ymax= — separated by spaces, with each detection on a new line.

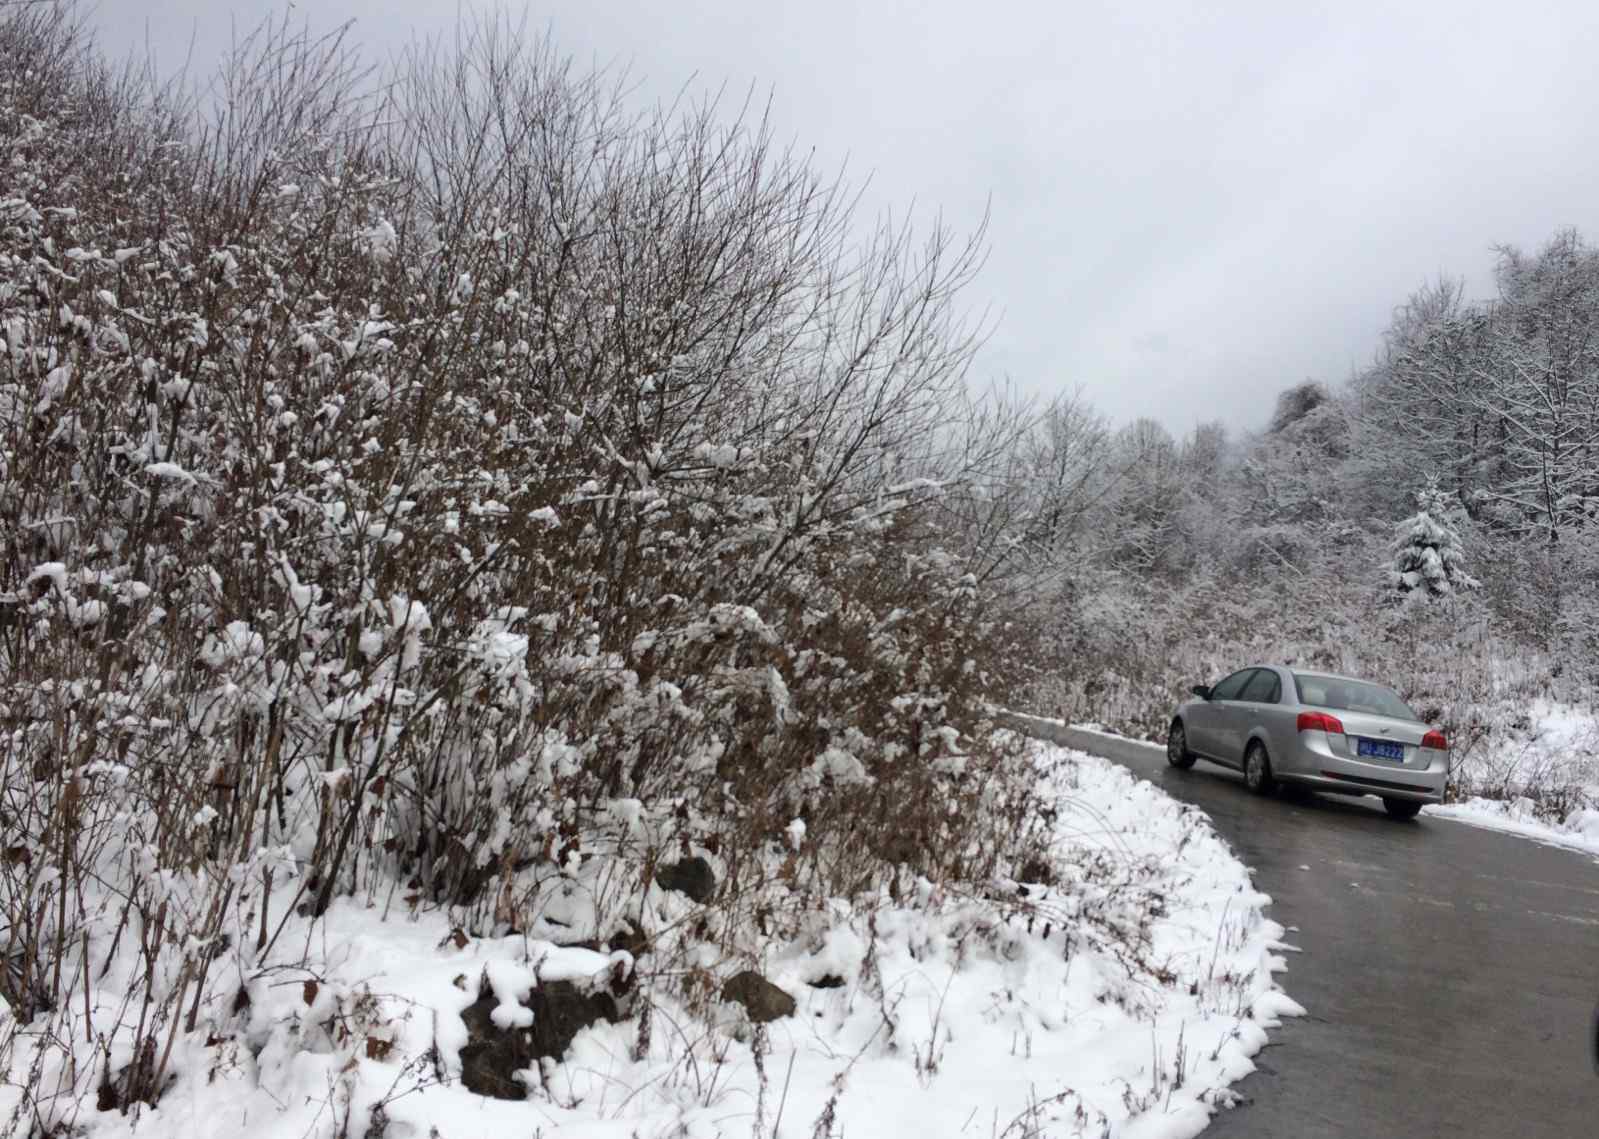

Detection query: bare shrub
xmin=0 ymin=5 xmax=1052 ymax=1126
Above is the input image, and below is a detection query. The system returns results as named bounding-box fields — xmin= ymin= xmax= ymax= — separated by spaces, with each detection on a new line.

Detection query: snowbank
xmin=1425 ymin=798 xmax=1599 ymax=859
xmin=1431 ymin=699 xmax=1599 ymax=855
xmin=1454 ymin=699 xmax=1599 ymax=799
xmin=30 ymin=744 xmax=1295 ymax=1139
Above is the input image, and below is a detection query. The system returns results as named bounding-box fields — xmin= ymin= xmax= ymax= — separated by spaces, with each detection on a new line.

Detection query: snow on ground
xmin=1435 ymin=699 xmax=1599 ymax=858
xmin=46 ymin=745 xmax=1297 ymax=1139
xmin=1452 ymin=698 xmax=1599 ymax=800
xmin=1423 ymin=799 xmax=1599 ymax=858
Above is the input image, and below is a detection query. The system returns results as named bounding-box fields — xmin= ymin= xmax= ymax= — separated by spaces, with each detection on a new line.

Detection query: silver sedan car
xmin=1166 ymin=665 xmax=1449 ymax=819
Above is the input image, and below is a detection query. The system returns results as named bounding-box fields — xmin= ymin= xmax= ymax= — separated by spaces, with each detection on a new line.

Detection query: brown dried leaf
xmin=302 ymin=979 xmax=319 ymax=1006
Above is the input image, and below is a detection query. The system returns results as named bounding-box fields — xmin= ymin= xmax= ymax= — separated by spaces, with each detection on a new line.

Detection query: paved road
xmin=1012 ymin=716 xmax=1599 ymax=1138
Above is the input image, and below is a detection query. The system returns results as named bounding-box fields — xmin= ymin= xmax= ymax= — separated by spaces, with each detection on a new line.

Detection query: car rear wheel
xmin=1382 ymin=797 xmax=1423 ymax=821
xmin=1244 ymin=742 xmax=1276 ymax=795
xmin=1166 ymin=720 xmax=1196 ymax=769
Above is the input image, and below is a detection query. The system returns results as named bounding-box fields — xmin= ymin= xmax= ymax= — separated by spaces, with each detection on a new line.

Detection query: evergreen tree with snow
xmin=1390 ymin=480 xmax=1479 ymax=598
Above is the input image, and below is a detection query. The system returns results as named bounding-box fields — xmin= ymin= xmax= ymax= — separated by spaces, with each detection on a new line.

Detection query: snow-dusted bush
xmin=0 ymin=10 xmax=1049 ymax=1127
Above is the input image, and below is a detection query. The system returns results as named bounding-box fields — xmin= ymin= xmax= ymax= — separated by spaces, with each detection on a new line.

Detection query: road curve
xmin=1012 ymin=715 xmax=1599 ymax=1138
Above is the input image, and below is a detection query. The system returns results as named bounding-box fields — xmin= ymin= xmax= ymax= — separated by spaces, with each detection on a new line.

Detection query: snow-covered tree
xmin=1391 ymin=481 xmax=1479 ymax=598
xmin=1355 ymin=234 xmax=1599 ymax=542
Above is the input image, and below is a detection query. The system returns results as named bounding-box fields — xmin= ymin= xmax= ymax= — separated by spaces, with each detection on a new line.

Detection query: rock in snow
xmin=721 ymin=970 xmax=797 ymax=1023
xmin=654 ymin=855 xmax=716 ymax=902
xmin=458 ymin=978 xmax=623 ymax=1099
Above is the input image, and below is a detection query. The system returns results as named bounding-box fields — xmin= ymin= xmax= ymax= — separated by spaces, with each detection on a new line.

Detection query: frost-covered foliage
xmin=1357 ymin=233 xmax=1599 ymax=542
xmin=1029 ymin=535 xmax=1599 ymax=812
xmin=1014 ymin=236 xmax=1599 ymax=822
xmin=995 ymin=202 xmax=1599 ymax=832
xmin=0 ymin=10 xmax=1054 ymax=1129
xmin=1390 ymin=481 xmax=1478 ymax=599
xmin=1266 ymin=379 xmax=1330 ymax=435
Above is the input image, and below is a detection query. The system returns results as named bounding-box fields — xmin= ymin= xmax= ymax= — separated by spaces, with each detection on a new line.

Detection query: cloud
xmin=89 ymin=0 xmax=1599 ymax=433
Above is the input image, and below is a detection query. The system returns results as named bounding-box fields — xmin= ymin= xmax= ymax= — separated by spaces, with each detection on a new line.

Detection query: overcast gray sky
xmin=89 ymin=1 xmax=1599 ymax=434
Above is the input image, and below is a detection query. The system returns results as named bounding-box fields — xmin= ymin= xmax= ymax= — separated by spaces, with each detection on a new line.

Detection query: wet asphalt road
xmin=1017 ymin=718 xmax=1599 ymax=1138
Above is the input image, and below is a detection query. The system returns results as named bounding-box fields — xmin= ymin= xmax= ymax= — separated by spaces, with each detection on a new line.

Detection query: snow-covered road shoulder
xmin=84 ymin=743 xmax=1297 ymax=1139
xmin=1423 ymin=798 xmax=1599 ymax=859
xmin=1008 ymin=743 xmax=1303 ymax=1138
xmin=53 ymin=742 xmax=1298 ymax=1132
xmin=1428 ymin=700 xmax=1599 ymax=859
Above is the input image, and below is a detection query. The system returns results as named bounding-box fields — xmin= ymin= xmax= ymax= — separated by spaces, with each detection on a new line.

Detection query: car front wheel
xmin=1244 ymin=742 xmax=1276 ymax=795
xmin=1382 ymin=797 xmax=1423 ymax=821
xmin=1167 ymin=720 xmax=1196 ymax=769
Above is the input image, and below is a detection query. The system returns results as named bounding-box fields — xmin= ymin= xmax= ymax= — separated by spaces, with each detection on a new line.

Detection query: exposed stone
xmin=457 ymin=993 xmax=532 ymax=1100
xmin=1017 ymin=855 xmax=1056 ymax=886
xmin=606 ymin=918 xmax=650 ymax=959
xmin=457 ymin=979 xmax=623 ymax=1100
xmin=529 ymin=980 xmax=620 ymax=1059
xmin=722 ymin=970 xmax=796 ymax=1023
xmin=655 ymin=856 xmax=716 ymax=903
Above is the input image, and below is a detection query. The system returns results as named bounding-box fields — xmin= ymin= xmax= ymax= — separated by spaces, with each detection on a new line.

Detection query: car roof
xmin=1227 ymin=665 xmax=1392 ymax=688
xmin=1290 ymin=669 xmax=1386 ymax=686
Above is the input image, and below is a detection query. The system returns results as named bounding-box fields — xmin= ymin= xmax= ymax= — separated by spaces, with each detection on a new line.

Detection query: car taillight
xmin=1296 ymin=711 xmax=1345 ymax=734
xmin=1421 ymin=730 xmax=1448 ymax=750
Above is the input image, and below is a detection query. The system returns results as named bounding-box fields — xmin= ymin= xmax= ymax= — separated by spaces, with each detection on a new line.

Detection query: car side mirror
xmin=1191 ymin=684 xmax=1212 ymax=700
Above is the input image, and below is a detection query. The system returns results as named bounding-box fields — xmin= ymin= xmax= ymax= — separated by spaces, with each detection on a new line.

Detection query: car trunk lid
xmin=1320 ymin=709 xmax=1430 ymax=767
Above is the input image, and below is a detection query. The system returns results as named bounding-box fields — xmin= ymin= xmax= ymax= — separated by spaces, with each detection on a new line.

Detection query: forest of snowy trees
xmin=0 ymin=5 xmax=1593 ymax=1133
xmin=1024 ymin=229 xmax=1599 ymax=814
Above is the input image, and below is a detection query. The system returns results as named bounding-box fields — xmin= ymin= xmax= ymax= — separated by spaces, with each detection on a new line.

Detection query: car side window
xmin=1209 ymin=669 xmax=1255 ymax=702
xmin=1240 ymin=670 xmax=1281 ymax=704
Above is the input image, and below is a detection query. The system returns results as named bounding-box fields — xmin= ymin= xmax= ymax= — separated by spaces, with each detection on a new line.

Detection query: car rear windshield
xmin=1292 ymin=674 xmax=1416 ymax=720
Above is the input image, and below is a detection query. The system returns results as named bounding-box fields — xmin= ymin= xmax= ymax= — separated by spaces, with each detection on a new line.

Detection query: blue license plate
xmin=1356 ymin=738 xmax=1405 ymax=762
